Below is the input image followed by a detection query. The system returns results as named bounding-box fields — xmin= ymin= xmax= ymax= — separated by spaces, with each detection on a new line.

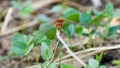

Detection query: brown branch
xmin=0 ymin=20 xmax=38 ymax=38
xmin=58 ymin=50 xmax=103 ymax=64
xmin=56 ymin=44 xmax=120 ymax=61
xmin=44 ymin=41 xmax=59 ymax=68
xmin=1 ymin=7 xmax=13 ymax=33
xmin=32 ymin=0 xmax=62 ymax=11
xmin=56 ymin=30 xmax=87 ymax=66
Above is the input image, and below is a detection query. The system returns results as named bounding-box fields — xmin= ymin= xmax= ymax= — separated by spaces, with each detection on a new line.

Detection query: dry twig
xmin=32 ymin=0 xmax=61 ymax=11
xmin=56 ymin=44 xmax=120 ymax=62
xmin=58 ymin=50 xmax=102 ymax=64
xmin=56 ymin=30 xmax=87 ymax=67
xmin=0 ymin=20 xmax=38 ymax=38
xmin=0 ymin=0 xmax=61 ymax=38
xmin=44 ymin=41 xmax=60 ymax=68
xmin=1 ymin=7 xmax=13 ymax=33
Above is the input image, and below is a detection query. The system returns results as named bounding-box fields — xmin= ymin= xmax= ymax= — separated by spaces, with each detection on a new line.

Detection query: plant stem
xmin=33 ymin=47 xmax=39 ymax=64
xmin=58 ymin=47 xmax=62 ymax=68
xmin=56 ymin=30 xmax=87 ymax=67
xmin=27 ymin=55 xmax=30 ymax=68
xmin=56 ymin=44 xmax=120 ymax=61
xmin=20 ymin=56 xmax=25 ymax=67
xmin=87 ymin=29 xmax=92 ymax=48
xmin=44 ymin=41 xmax=60 ymax=68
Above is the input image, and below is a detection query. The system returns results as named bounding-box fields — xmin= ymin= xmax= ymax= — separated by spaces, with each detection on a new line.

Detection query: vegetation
xmin=1 ymin=0 xmax=120 ymax=68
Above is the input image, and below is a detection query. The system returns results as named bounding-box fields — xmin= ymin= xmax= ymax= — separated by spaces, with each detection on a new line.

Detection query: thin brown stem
xmin=56 ymin=30 xmax=87 ymax=67
xmin=44 ymin=41 xmax=60 ymax=68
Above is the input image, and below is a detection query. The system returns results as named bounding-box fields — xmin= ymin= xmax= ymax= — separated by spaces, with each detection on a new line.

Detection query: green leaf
xmin=62 ymin=23 xmax=70 ymax=37
xmin=105 ymin=2 xmax=114 ymax=17
xmin=39 ymin=23 xmax=56 ymax=39
xmin=113 ymin=60 xmax=120 ymax=67
xmin=51 ymin=4 xmax=62 ymax=13
xmin=10 ymin=33 xmax=33 ymax=56
xmin=39 ymin=23 xmax=49 ymax=33
xmin=66 ymin=13 xmax=80 ymax=22
xmin=24 ymin=43 xmax=34 ymax=55
xmin=10 ymin=42 xmax=26 ymax=55
xmin=63 ymin=7 xmax=79 ymax=15
xmin=80 ymin=12 xmax=91 ymax=24
xmin=42 ymin=39 xmax=51 ymax=46
xmin=12 ymin=33 xmax=24 ymax=43
xmin=108 ymin=25 xmax=120 ymax=37
xmin=41 ymin=42 xmax=52 ymax=60
xmin=42 ymin=61 xmax=56 ymax=68
xmin=113 ymin=10 xmax=120 ymax=18
xmin=89 ymin=12 xmax=106 ymax=26
xmin=99 ymin=65 xmax=106 ymax=68
xmin=88 ymin=58 xmax=99 ymax=68
xmin=63 ymin=7 xmax=80 ymax=22
xmin=68 ymin=24 xmax=74 ymax=38
xmin=60 ymin=63 xmax=74 ymax=68
xmin=23 ymin=35 xmax=33 ymax=45
xmin=48 ymin=62 xmax=56 ymax=68
xmin=75 ymin=25 xmax=83 ymax=36
xmin=45 ymin=27 xmax=56 ymax=39
xmin=96 ymin=52 xmax=103 ymax=62
xmin=33 ymin=31 xmax=47 ymax=45
xmin=13 ymin=33 xmax=33 ymax=45
xmin=19 ymin=1 xmax=33 ymax=17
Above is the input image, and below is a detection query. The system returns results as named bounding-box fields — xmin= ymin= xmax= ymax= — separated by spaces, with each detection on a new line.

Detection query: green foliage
xmin=50 ymin=4 xmax=63 ymax=13
xmin=75 ymin=25 xmax=83 ymax=36
xmin=60 ymin=63 xmax=74 ymax=68
xmin=63 ymin=7 xmax=79 ymax=16
xmin=96 ymin=52 xmax=103 ymax=62
xmin=80 ymin=12 xmax=91 ymax=24
xmin=51 ymin=4 xmax=80 ymax=22
xmin=41 ymin=42 xmax=52 ymax=60
xmin=66 ymin=13 xmax=80 ymax=22
xmin=10 ymin=33 xmax=34 ymax=56
xmin=63 ymin=7 xmax=80 ymax=22
xmin=88 ymin=58 xmax=106 ymax=68
xmin=42 ymin=61 xmax=56 ymax=68
xmin=39 ymin=23 xmax=56 ymax=39
xmin=105 ymin=2 xmax=114 ymax=17
xmin=9 ymin=2 xmax=120 ymax=68
xmin=114 ymin=10 xmax=120 ymax=18
xmin=62 ymin=23 xmax=75 ymax=38
xmin=68 ymin=24 xmax=74 ymax=38
xmin=24 ymin=43 xmax=34 ymax=55
xmin=19 ymin=1 xmax=32 ymax=17
xmin=89 ymin=12 xmax=106 ymax=26
xmin=10 ymin=41 xmax=26 ymax=55
xmin=108 ymin=25 xmax=120 ymax=37
xmin=33 ymin=31 xmax=47 ymax=45
xmin=99 ymin=66 xmax=106 ymax=68
xmin=62 ymin=22 xmax=69 ymax=36
xmin=113 ymin=60 xmax=120 ymax=67
xmin=12 ymin=0 xmax=33 ymax=17
xmin=89 ymin=58 xmax=99 ymax=68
